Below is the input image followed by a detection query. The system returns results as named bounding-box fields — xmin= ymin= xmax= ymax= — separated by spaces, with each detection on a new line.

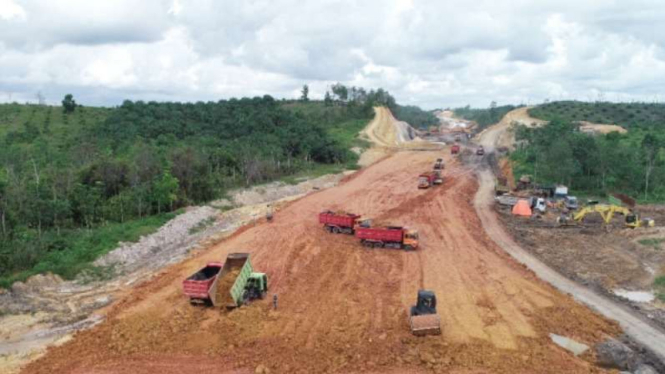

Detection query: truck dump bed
xmin=410 ymin=314 xmax=442 ymax=336
xmin=182 ymin=262 xmax=223 ymax=301
xmin=210 ymin=253 xmax=254 ymax=308
xmin=355 ymin=227 xmax=404 ymax=242
xmin=319 ymin=211 xmax=360 ymax=228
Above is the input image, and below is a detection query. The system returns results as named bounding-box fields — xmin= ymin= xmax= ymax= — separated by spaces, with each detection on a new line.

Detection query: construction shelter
xmin=512 ymin=199 xmax=532 ymax=217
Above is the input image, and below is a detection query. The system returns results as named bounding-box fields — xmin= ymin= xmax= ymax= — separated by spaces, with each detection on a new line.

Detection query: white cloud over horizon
xmin=1 ymin=0 xmax=665 ymax=109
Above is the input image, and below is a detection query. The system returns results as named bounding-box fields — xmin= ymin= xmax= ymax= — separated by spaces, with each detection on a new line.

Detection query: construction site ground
xmin=19 ymin=148 xmax=626 ymax=374
xmin=7 ymin=107 xmax=665 ymax=373
xmin=496 ymin=203 xmax=665 ymax=329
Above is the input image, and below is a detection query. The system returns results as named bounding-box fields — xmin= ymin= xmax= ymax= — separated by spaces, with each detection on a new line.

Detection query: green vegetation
xmin=392 ymin=105 xmax=438 ymax=129
xmin=529 ymin=101 xmax=665 ymax=127
xmin=0 ymin=84 xmax=398 ymax=287
xmin=655 ymin=276 xmax=665 ymax=302
xmin=0 ymin=212 xmax=176 ymax=288
xmin=453 ymin=102 xmax=521 ymax=129
xmin=638 ymin=238 xmax=665 ymax=249
xmin=512 ymin=119 xmax=665 ymax=202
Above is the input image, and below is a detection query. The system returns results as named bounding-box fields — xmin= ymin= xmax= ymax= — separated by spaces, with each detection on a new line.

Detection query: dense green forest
xmin=0 ymin=84 xmax=397 ymax=287
xmin=453 ymin=103 xmax=520 ymax=128
xmin=511 ymin=119 xmax=665 ymax=201
xmin=529 ymin=101 xmax=665 ymax=126
xmin=392 ymin=105 xmax=439 ymax=129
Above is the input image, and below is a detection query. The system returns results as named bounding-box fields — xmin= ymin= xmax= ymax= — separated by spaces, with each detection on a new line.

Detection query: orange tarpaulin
xmin=512 ymin=199 xmax=532 ymax=216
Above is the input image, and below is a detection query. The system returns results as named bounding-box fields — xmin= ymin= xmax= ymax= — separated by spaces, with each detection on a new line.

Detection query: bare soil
xmin=20 ymin=151 xmax=621 ymax=374
xmin=496 ymin=207 xmax=665 ymax=329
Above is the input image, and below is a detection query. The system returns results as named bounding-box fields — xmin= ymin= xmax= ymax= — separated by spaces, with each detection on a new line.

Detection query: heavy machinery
xmin=451 ymin=144 xmax=460 ymax=154
xmin=476 ymin=145 xmax=485 ymax=155
xmin=182 ymin=262 xmax=223 ymax=305
xmin=564 ymin=196 xmax=579 ymax=210
xmin=418 ymin=172 xmax=436 ymax=189
xmin=433 ymin=158 xmax=444 ymax=170
xmin=495 ymin=177 xmax=510 ymax=196
xmin=183 ymin=253 xmax=268 ymax=308
xmin=356 ymin=226 xmax=419 ymax=250
xmin=409 ymin=290 xmax=441 ymax=336
xmin=319 ymin=210 xmax=361 ymax=234
xmin=557 ymin=204 xmax=655 ymax=228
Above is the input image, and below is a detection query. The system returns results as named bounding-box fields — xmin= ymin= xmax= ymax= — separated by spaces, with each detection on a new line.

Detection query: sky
xmin=1 ymin=0 xmax=665 ymax=109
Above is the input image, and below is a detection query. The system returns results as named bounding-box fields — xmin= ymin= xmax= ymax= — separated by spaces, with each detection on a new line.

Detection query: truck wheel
xmin=333 ymin=227 xmax=340 ymax=234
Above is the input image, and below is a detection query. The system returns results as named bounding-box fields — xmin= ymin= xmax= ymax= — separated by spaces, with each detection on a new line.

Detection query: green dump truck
xmin=209 ymin=252 xmax=268 ymax=308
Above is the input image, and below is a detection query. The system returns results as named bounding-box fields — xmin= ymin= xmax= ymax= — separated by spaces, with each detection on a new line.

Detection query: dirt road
xmin=21 ymin=149 xmax=621 ymax=373
xmin=361 ymin=107 xmax=415 ymax=147
xmin=476 ymin=110 xmax=665 ymax=364
xmin=476 ymin=107 xmax=545 ymax=150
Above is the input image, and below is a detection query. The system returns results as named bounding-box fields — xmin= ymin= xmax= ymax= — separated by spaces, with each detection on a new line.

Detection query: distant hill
xmin=529 ymin=101 xmax=665 ymax=127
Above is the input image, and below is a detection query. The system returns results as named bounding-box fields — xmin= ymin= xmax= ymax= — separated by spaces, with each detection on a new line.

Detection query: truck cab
xmin=404 ymin=230 xmax=419 ymax=250
xmin=244 ymin=272 xmax=268 ymax=300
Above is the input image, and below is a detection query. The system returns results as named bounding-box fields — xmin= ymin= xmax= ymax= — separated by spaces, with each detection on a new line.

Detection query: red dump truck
xmin=355 ymin=226 xmax=419 ymax=250
xmin=182 ymin=262 xmax=224 ymax=304
xmin=319 ymin=211 xmax=361 ymax=234
xmin=418 ymin=172 xmax=436 ymax=189
xmin=451 ymin=144 xmax=460 ymax=154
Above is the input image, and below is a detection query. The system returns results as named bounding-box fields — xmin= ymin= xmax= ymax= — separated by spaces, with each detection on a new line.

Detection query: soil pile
xmin=215 ymin=269 xmax=241 ymax=306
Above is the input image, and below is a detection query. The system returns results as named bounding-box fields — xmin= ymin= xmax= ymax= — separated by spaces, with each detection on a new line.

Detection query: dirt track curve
xmin=21 ymin=145 xmax=623 ymax=373
xmin=477 ymin=108 xmax=665 ymax=364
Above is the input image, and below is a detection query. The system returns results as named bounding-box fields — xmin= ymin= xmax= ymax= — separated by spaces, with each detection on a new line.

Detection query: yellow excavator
xmin=558 ymin=204 xmax=654 ymax=228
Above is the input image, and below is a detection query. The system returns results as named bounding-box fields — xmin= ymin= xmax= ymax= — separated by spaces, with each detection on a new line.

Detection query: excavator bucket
xmin=409 ymin=314 xmax=442 ymax=336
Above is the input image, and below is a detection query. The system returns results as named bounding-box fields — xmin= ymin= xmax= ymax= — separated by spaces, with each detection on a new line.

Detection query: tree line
xmin=453 ymin=102 xmax=520 ymax=129
xmin=0 ymin=86 xmax=401 ymax=285
xmin=512 ymin=119 xmax=665 ymax=201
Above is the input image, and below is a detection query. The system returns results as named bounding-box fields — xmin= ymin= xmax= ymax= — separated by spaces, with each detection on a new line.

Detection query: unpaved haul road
xmin=21 ymin=148 xmax=621 ymax=373
xmin=476 ymin=108 xmax=665 ymax=364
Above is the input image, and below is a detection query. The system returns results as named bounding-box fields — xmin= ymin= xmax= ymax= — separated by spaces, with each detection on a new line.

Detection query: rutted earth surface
xmin=18 ymin=150 xmax=624 ymax=374
xmin=3 ymin=107 xmax=664 ymax=373
xmin=0 ymin=172 xmax=349 ymax=374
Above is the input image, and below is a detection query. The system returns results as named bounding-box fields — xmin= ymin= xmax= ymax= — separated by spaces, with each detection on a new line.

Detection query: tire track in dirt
xmin=21 ymin=150 xmax=622 ymax=374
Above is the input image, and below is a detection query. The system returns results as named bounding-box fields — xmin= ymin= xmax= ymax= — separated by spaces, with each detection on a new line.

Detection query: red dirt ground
xmin=21 ymin=151 xmax=620 ymax=374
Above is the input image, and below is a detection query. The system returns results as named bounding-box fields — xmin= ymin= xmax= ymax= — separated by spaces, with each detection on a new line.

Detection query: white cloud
xmin=1 ymin=0 xmax=665 ymax=108
xmin=0 ymin=0 xmax=26 ymax=21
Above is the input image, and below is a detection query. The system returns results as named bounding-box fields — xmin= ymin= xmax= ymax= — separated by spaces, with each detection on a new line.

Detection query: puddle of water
xmin=613 ymin=289 xmax=655 ymax=303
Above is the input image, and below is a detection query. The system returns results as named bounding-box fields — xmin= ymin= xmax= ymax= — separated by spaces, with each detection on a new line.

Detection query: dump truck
xmin=182 ymin=262 xmax=224 ymax=305
xmin=184 ymin=253 xmax=268 ymax=308
xmin=451 ymin=144 xmax=460 ymax=154
xmin=409 ymin=290 xmax=441 ymax=336
xmin=319 ymin=210 xmax=361 ymax=234
xmin=418 ymin=172 xmax=436 ymax=189
xmin=355 ymin=226 xmax=419 ymax=250
xmin=212 ymin=253 xmax=268 ymax=308
xmin=433 ymin=170 xmax=443 ymax=185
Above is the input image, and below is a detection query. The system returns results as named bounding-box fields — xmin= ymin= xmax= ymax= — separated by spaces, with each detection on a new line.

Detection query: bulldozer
xmin=557 ymin=204 xmax=654 ymax=228
xmin=409 ymin=290 xmax=441 ymax=336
